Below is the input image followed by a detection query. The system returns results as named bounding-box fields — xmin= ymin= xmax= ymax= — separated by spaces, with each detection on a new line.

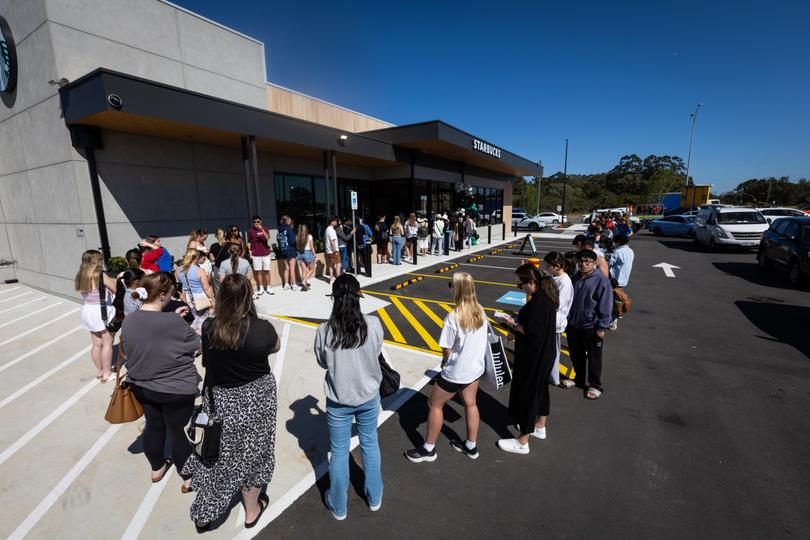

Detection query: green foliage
xmin=718 ymin=177 xmax=810 ymax=206
xmin=513 ymin=153 xmax=687 ymax=213
xmin=108 ymin=256 xmax=128 ymax=273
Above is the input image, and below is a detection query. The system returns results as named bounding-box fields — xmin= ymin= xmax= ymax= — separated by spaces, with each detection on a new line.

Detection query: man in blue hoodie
xmin=565 ymin=249 xmax=613 ymax=400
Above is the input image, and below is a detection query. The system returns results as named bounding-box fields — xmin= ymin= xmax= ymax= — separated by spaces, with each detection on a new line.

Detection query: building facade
xmin=0 ymin=0 xmax=540 ymax=297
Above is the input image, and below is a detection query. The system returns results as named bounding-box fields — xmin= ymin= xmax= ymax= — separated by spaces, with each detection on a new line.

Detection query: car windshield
xmin=717 ymin=212 xmax=766 ymax=224
xmin=684 ymin=216 xmax=695 ymax=223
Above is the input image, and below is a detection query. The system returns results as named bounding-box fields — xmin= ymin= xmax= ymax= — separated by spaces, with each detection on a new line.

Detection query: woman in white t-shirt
xmin=405 ymin=272 xmax=487 ymax=463
xmin=543 ymin=252 xmax=574 ymax=386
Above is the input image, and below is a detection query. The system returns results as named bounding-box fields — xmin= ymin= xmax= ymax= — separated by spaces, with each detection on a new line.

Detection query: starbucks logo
xmin=0 ymin=15 xmax=18 ymax=94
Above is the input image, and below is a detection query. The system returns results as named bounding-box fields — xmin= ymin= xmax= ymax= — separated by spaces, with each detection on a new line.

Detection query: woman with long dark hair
xmin=543 ymin=252 xmax=574 ymax=387
xmin=184 ymin=274 xmax=280 ymax=531
xmin=315 ymin=274 xmax=384 ymax=520
xmin=497 ymin=263 xmax=559 ymax=454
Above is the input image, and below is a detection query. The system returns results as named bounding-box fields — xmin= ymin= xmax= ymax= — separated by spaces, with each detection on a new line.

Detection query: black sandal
xmin=245 ymin=493 xmax=270 ymax=529
xmin=195 ymin=520 xmax=210 ymax=534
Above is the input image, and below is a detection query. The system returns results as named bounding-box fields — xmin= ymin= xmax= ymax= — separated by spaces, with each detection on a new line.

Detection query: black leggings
xmin=132 ymin=386 xmax=196 ymax=478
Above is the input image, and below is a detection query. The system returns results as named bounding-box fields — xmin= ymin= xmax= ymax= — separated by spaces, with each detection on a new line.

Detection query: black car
xmin=757 ymin=217 xmax=810 ymax=286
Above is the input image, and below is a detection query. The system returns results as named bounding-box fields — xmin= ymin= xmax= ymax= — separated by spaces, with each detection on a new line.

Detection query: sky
xmin=174 ymin=0 xmax=809 ymax=193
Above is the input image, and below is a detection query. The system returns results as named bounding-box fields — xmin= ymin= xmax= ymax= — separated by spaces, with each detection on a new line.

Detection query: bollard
xmin=487 ymin=224 xmax=491 ymax=244
xmin=365 ymin=244 xmax=372 ymax=278
xmin=502 ymin=222 xmax=506 ymax=241
xmin=411 ymin=237 xmax=418 ymax=265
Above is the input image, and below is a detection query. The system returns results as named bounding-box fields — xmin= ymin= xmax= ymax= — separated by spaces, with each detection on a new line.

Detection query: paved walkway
xmin=0 ymin=225 xmax=581 ymax=539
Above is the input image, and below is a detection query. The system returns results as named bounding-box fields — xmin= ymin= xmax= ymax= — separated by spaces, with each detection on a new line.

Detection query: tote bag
xmin=483 ymin=321 xmax=512 ymax=390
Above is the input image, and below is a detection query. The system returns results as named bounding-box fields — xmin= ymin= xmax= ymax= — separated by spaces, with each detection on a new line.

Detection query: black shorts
xmin=436 ymin=374 xmax=473 ymax=393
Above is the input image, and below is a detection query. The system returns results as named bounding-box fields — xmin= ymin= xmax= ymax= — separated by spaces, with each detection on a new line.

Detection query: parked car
xmin=800 ymin=203 xmax=810 ymax=216
xmin=693 ymin=206 xmax=769 ymax=250
xmin=649 ymin=215 xmax=696 ymax=237
xmin=511 ymin=212 xmax=547 ymax=231
xmin=757 ymin=217 xmax=810 ymax=286
xmin=535 ymin=212 xmax=567 ymax=225
xmin=756 ymin=207 xmax=807 ymax=224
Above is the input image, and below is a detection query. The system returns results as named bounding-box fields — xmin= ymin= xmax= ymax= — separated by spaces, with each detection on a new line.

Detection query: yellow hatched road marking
xmin=414 ymin=300 xmax=445 ymax=328
xmin=438 ymin=303 xmax=453 ymax=313
xmin=362 ymin=290 xmax=516 ymax=314
xmin=406 ymin=272 xmax=514 ymax=287
xmin=390 ymin=297 xmax=441 ymax=351
xmin=376 ymin=308 xmax=405 ymax=343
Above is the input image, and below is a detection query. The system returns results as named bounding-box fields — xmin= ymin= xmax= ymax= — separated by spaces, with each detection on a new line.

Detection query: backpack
xmin=157 ymin=248 xmax=173 ymax=272
xmin=418 ymin=224 xmax=429 ymax=238
xmin=276 ymin=228 xmax=289 ymax=250
xmin=376 ymin=223 xmax=389 ymax=242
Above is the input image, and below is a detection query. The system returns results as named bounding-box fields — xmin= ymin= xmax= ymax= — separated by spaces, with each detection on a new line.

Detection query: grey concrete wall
xmin=0 ymin=0 xmax=272 ymax=296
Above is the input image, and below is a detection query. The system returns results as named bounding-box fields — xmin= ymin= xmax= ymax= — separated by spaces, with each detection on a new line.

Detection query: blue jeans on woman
xmin=325 ymin=394 xmax=383 ymax=518
xmin=391 ymin=236 xmax=404 ymax=265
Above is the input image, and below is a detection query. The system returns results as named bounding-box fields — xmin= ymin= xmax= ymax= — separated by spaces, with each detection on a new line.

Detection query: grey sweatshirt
xmin=314 ymin=315 xmax=383 ymax=407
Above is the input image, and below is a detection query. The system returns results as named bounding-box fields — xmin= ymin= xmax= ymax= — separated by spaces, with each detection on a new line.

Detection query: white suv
xmin=694 ymin=206 xmax=768 ymax=250
xmin=511 ymin=212 xmax=546 ymax=231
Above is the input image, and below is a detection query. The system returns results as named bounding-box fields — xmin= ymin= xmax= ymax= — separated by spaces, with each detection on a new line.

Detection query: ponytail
xmin=228 ymin=243 xmax=241 ymax=275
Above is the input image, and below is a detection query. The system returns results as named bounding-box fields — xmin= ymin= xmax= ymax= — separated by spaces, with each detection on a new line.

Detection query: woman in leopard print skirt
xmin=183 ymin=274 xmax=281 ymax=531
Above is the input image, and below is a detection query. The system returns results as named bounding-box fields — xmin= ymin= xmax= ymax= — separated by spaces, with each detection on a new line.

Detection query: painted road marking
xmin=0 ymin=286 xmax=20 ymax=295
xmin=390 ymin=297 xmax=441 ymax=351
xmin=0 ymin=301 xmax=60 ymax=327
xmin=0 ymin=345 xmax=92 ymax=409
xmin=406 ymin=273 xmax=513 ymax=287
xmin=0 ymin=308 xmax=80 ymax=348
xmin=8 ymin=424 xmax=122 ymax=540
xmin=414 ymin=299 xmax=445 ymax=328
xmin=376 ymin=308 xmax=405 ymax=343
xmin=496 ymin=291 xmax=527 ymax=306
xmin=0 ymin=326 xmax=82 ymax=373
xmin=121 ymin=469 xmax=175 ymax=540
xmin=0 ymin=378 xmax=99 ymax=466
xmin=0 ymin=291 xmax=32 ymax=304
xmin=274 ymin=323 xmax=291 ymax=382
xmin=0 ymin=296 xmax=49 ymax=316
xmin=363 ymin=290 xmax=516 ymax=314
xmin=458 ymin=262 xmax=517 ymax=271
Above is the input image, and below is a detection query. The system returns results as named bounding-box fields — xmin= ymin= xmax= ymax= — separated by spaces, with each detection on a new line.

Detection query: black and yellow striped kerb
xmin=391 ymin=276 xmax=424 ymax=290
xmin=467 ymin=255 xmax=485 ymax=263
xmin=435 ymin=263 xmax=460 ymax=273
xmin=505 ymin=243 xmax=518 ymax=249
xmin=489 ymin=248 xmax=504 ymax=255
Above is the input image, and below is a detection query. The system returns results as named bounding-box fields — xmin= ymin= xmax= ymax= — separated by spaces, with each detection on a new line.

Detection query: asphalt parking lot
xmin=262 ymin=232 xmax=810 ymax=539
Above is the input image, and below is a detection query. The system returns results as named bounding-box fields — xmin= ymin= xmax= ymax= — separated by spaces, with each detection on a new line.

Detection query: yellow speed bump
xmin=392 ymin=275 xmax=424 ymax=290
xmin=436 ymin=263 xmax=460 ymax=273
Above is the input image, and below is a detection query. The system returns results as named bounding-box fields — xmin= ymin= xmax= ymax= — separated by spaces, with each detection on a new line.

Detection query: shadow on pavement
xmin=736 ymin=300 xmax=810 ymax=359
xmin=713 ymin=262 xmax=800 ymax=291
xmin=656 ymin=239 xmax=703 ymax=252
xmin=286 ymin=395 xmax=329 ymax=475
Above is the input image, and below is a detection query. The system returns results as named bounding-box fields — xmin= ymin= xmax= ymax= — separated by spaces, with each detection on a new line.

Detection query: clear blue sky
xmin=175 ymin=0 xmax=809 ymax=193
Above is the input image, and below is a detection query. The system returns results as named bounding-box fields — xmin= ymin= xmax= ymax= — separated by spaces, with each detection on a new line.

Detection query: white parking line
xmin=0 ymin=301 xmax=60 ymax=327
xmin=0 ymin=326 xmax=82 ymax=373
xmin=0 ymin=286 xmax=20 ymax=295
xmin=0 ymin=345 xmax=92 ymax=409
xmin=121 ymin=469 xmax=175 ymax=540
xmin=7 ymin=424 xmax=122 ymax=540
xmin=273 ymin=323 xmax=291 ymax=382
xmin=0 ymin=308 xmax=80 ymax=348
xmin=0 ymin=378 xmax=99 ymax=466
xmin=0 ymin=291 xmax=32 ymax=304
xmin=459 ymin=262 xmax=518 ymax=271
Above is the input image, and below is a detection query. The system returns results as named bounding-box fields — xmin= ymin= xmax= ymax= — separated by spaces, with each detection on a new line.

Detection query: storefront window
xmin=274 ymin=174 xmax=326 ymax=244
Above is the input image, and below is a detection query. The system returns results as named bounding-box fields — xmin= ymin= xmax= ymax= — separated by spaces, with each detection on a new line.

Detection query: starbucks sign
xmin=0 ymin=15 xmax=18 ymax=94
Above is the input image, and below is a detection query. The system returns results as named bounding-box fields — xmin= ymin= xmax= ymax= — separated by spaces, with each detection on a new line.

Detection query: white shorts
xmin=80 ymin=303 xmax=115 ymax=333
xmin=252 ymin=255 xmax=271 ymax=271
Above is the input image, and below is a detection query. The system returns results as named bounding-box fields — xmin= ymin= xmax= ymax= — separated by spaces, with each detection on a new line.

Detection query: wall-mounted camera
xmin=107 ymin=93 xmax=123 ymax=109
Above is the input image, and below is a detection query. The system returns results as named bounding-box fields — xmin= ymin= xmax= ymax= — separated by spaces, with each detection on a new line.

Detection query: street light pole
xmin=534 ymin=164 xmax=541 ymax=216
xmin=561 ymin=139 xmax=568 ymax=229
xmin=683 ymin=102 xmax=703 ymax=186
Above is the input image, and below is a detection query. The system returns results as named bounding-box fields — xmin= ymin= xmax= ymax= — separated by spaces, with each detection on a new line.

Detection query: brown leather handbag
xmin=104 ymin=346 xmax=144 ymax=424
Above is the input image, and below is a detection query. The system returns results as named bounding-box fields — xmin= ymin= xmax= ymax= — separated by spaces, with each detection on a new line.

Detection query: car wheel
xmin=757 ymin=248 xmax=770 ymax=270
xmin=653 ymin=227 xmax=662 ymax=236
xmin=552 ymin=219 xmax=559 ymax=225
xmin=528 ymin=222 xmax=540 ymax=231
xmin=788 ymin=260 xmax=803 ymax=286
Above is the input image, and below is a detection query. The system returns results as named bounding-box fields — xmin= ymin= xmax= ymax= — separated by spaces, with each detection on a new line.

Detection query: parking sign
xmin=351 ymin=190 xmax=358 ymax=210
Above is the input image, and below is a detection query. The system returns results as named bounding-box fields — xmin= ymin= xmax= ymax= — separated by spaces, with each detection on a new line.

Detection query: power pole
xmin=684 ymin=102 xmax=703 ymax=186
xmin=535 ymin=165 xmax=541 ymax=215
xmin=561 ymin=139 xmax=568 ymax=228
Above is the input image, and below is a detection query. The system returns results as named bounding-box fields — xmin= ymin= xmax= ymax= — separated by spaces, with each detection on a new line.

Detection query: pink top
xmin=82 ymin=289 xmax=111 ymax=306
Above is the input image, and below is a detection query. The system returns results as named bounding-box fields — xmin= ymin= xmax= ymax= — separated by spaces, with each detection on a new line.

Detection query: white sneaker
xmin=369 ymin=500 xmax=382 ymax=512
xmin=266 ymin=289 xmax=275 ymax=295
xmin=532 ymin=426 xmax=547 ymax=440
xmin=497 ymin=438 xmax=529 ymax=455
xmin=256 ymin=289 xmax=264 ymax=296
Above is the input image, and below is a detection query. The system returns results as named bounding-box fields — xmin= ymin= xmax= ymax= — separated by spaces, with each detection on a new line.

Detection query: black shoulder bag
xmin=378 ymin=352 xmax=400 ymax=398
xmin=186 ymin=376 xmax=223 ymax=466
xmin=99 ymin=273 xmax=123 ymax=333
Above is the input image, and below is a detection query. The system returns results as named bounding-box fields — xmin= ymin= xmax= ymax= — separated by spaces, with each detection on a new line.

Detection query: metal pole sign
xmin=351 ymin=190 xmax=358 ymax=274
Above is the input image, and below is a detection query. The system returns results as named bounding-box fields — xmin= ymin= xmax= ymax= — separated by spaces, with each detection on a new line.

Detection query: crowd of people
xmin=70 ymin=207 xmax=635 ymax=529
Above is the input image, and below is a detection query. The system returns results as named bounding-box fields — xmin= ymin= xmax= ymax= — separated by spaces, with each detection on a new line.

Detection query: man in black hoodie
xmin=565 ymin=249 xmax=613 ymax=400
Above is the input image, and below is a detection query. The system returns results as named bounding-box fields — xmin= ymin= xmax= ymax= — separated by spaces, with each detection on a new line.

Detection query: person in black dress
xmin=183 ymin=274 xmax=280 ymax=531
xmin=497 ymin=263 xmax=559 ymax=454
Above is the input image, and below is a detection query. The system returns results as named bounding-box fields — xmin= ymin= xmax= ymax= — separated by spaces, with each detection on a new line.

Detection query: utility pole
xmin=534 ymin=163 xmax=542 ymax=216
xmin=561 ymin=139 xmax=568 ymax=229
xmin=684 ymin=102 xmax=703 ymax=186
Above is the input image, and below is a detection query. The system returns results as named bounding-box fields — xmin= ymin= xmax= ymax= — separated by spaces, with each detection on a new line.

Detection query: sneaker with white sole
xmin=404 ymin=446 xmax=437 ymax=463
xmin=369 ymin=500 xmax=382 ymax=512
xmin=266 ymin=289 xmax=275 ymax=295
xmin=256 ymin=289 xmax=264 ymax=296
xmin=497 ymin=438 xmax=530 ymax=455
xmin=449 ymin=439 xmax=479 ymax=460
xmin=516 ymin=425 xmax=547 ymax=440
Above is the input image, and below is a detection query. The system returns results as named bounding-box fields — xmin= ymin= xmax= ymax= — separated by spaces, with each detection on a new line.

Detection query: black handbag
xmin=186 ymin=377 xmax=223 ymax=466
xmin=378 ymin=353 xmax=400 ymax=398
xmin=99 ymin=274 xmax=122 ymax=334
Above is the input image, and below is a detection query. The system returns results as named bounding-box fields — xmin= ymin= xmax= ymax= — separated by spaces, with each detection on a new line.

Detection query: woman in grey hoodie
xmin=315 ymin=274 xmax=384 ymax=521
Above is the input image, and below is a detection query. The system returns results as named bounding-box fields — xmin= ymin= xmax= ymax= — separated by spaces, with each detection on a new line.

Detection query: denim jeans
xmin=391 ymin=236 xmax=404 ymax=265
xmin=338 ymin=245 xmax=349 ymax=271
xmin=431 ymin=236 xmax=443 ymax=256
xmin=326 ymin=394 xmax=383 ymax=517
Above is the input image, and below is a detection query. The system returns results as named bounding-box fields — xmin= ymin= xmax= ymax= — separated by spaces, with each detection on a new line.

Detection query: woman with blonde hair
xmin=295 ymin=224 xmax=316 ymax=291
xmin=75 ymin=250 xmax=120 ymax=381
xmin=406 ymin=272 xmax=488 ymax=462
xmin=389 ymin=216 xmax=404 ymax=265
xmin=404 ymin=212 xmax=418 ymax=261
xmin=176 ymin=247 xmax=215 ymax=333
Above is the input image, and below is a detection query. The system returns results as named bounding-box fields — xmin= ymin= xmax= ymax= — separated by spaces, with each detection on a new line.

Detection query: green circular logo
xmin=0 ymin=16 xmax=18 ymax=94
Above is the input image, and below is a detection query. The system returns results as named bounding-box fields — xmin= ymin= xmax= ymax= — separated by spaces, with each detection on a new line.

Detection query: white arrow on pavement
xmin=652 ymin=262 xmax=680 ymax=278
